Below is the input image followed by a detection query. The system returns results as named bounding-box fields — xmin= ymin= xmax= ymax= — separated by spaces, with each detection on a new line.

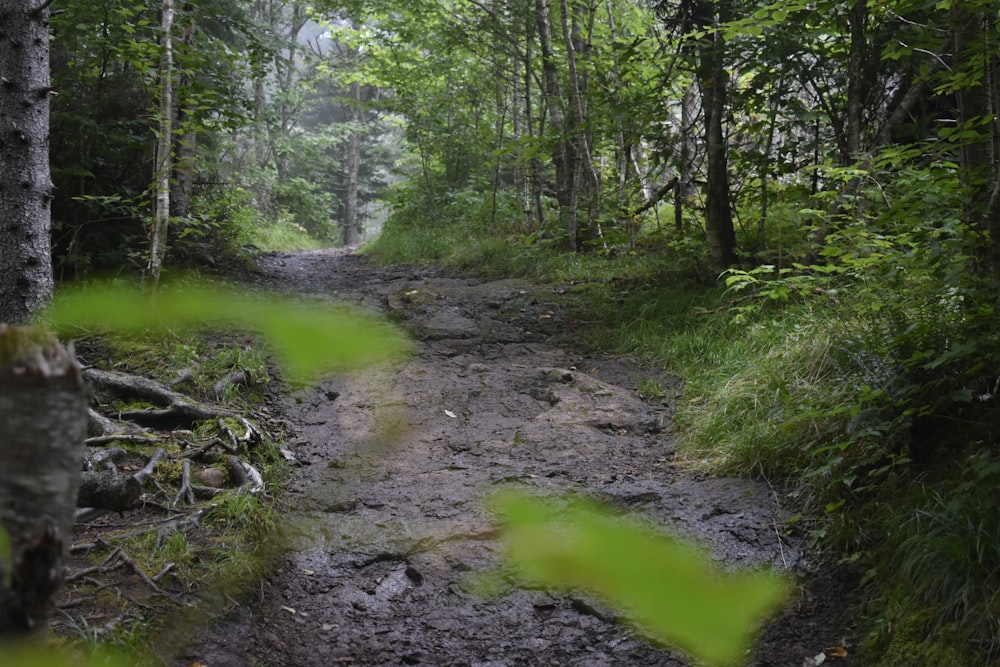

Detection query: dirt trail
xmin=176 ymin=248 xmax=851 ymax=667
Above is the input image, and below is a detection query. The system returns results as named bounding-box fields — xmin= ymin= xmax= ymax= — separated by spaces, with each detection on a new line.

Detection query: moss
xmin=861 ymin=605 xmax=978 ymax=667
xmin=151 ymin=459 xmax=184 ymax=486
xmin=0 ymin=325 xmax=58 ymax=365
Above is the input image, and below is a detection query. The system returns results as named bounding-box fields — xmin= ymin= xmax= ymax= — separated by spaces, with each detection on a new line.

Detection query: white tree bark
xmin=148 ymin=0 xmax=175 ymax=289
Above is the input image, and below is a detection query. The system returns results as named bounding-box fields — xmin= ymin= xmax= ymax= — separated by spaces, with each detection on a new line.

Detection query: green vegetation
xmin=367 ymin=205 xmax=999 ymax=664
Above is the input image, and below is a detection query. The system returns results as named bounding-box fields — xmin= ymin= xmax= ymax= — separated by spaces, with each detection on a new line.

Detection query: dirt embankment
xmin=175 ymin=248 xmax=853 ymax=667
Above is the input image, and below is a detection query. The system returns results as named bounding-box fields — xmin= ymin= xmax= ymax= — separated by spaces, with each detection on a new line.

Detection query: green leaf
xmin=47 ymin=282 xmax=410 ymax=383
xmin=0 ymin=525 xmax=10 ymax=587
xmin=490 ymin=491 xmax=788 ymax=667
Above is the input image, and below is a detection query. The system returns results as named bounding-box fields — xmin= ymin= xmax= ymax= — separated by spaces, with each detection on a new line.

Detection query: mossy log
xmin=0 ymin=325 xmax=87 ymax=635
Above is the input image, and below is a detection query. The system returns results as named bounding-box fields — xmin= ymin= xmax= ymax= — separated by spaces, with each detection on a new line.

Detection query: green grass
xmin=243 ymin=218 xmax=328 ymax=252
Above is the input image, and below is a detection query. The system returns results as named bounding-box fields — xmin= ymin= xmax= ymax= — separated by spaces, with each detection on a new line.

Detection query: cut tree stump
xmin=0 ymin=326 xmax=88 ymax=636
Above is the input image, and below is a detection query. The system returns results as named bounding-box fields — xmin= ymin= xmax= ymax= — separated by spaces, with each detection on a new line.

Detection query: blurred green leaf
xmin=0 ymin=526 xmax=10 ymax=588
xmin=47 ymin=282 xmax=410 ymax=383
xmin=0 ymin=642 xmax=132 ymax=667
xmin=491 ymin=491 xmax=789 ymax=667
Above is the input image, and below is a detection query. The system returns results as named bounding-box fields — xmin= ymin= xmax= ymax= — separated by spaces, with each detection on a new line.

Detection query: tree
xmin=0 ymin=0 xmax=54 ymax=324
xmin=339 ymin=15 xmax=364 ymax=246
xmin=148 ymin=0 xmax=176 ymax=288
xmin=0 ymin=0 xmax=87 ymax=636
xmin=687 ymin=0 xmax=736 ymax=274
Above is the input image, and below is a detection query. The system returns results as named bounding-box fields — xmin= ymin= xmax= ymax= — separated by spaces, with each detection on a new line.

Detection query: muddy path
xmin=175 ymin=248 xmax=853 ymax=667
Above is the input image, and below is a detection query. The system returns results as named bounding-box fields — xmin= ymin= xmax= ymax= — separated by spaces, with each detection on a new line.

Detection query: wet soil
xmin=175 ymin=248 xmax=855 ymax=667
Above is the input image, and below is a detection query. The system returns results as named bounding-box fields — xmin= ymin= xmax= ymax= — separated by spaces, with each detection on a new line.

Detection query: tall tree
xmin=0 ymin=0 xmax=54 ymax=323
xmin=689 ymin=0 xmax=736 ymax=273
xmin=340 ymin=17 xmax=363 ymax=246
xmin=535 ymin=0 xmax=575 ymax=248
xmin=148 ymin=0 xmax=176 ymax=288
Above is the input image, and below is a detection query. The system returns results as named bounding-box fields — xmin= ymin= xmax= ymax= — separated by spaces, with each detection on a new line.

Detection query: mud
xmin=175 ymin=248 xmax=854 ymax=667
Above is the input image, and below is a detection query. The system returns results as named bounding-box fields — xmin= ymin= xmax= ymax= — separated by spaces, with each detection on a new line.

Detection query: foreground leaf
xmin=491 ymin=491 xmax=789 ymax=667
xmin=48 ymin=282 xmax=410 ymax=382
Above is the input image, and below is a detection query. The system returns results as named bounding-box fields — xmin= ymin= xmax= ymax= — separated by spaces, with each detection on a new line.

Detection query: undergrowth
xmin=65 ymin=330 xmax=290 ymax=663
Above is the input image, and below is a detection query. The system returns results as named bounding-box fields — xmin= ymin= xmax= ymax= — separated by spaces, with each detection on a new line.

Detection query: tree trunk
xmin=844 ymin=0 xmax=867 ymax=166
xmin=170 ymin=10 xmax=198 ymax=221
xmin=343 ymin=77 xmax=362 ymax=246
xmin=559 ymin=0 xmax=602 ymax=245
xmin=522 ymin=10 xmax=545 ymax=230
xmin=535 ymin=0 xmax=575 ymax=249
xmin=952 ymin=3 xmax=994 ymax=237
xmin=0 ymin=0 xmax=54 ymax=325
xmin=0 ymin=327 xmax=87 ymax=635
xmin=696 ymin=0 xmax=736 ymax=274
xmin=148 ymin=0 xmax=175 ymax=289
xmin=676 ymin=82 xmax=698 ymax=234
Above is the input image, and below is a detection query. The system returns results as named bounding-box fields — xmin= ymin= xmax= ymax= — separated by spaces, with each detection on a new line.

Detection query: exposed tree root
xmin=59 ymin=341 xmax=282 ymax=644
xmin=84 ymin=367 xmax=240 ymax=428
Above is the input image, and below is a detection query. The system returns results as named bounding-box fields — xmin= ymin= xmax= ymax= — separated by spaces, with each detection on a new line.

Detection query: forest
xmin=1 ymin=0 xmax=999 ymax=664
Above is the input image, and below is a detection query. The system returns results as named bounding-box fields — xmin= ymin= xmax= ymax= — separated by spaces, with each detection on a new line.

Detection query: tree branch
xmin=30 ymin=0 xmax=55 ymax=16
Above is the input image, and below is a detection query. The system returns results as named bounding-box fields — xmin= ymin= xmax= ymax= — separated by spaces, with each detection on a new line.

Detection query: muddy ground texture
xmin=175 ymin=248 xmax=856 ymax=667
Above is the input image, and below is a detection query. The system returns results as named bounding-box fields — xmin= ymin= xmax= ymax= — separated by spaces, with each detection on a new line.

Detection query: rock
xmin=195 ymin=467 xmax=226 ymax=488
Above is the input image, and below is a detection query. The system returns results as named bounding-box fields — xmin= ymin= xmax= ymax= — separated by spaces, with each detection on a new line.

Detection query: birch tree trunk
xmin=148 ymin=0 xmax=175 ymax=289
xmin=0 ymin=0 xmax=54 ymax=325
xmin=675 ymin=83 xmax=698 ymax=234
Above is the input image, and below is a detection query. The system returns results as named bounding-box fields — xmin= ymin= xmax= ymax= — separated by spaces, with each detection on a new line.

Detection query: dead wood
xmin=174 ymin=460 xmax=195 ymax=507
xmin=87 ymin=408 xmax=119 ymax=436
xmin=78 ymin=471 xmax=141 ymax=512
xmin=182 ymin=437 xmax=235 ymax=459
xmin=227 ymin=456 xmax=265 ymax=493
xmin=85 ymin=433 xmax=160 ymax=447
xmin=192 ymin=485 xmax=227 ymax=499
xmin=626 ymin=176 xmax=678 ymax=218
xmin=65 ymin=546 xmax=181 ymax=605
xmin=213 ymin=370 xmax=249 ymax=399
xmin=133 ymin=447 xmax=169 ymax=486
xmin=86 ymin=447 xmax=127 ymax=471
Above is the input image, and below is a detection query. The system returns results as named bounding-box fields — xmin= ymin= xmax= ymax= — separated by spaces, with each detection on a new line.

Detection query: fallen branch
xmin=85 ymin=433 xmax=160 ymax=447
xmin=182 ymin=437 xmax=234 ymax=459
xmin=173 ymin=460 xmax=195 ymax=507
xmin=132 ymin=448 xmax=168 ymax=486
xmin=108 ymin=544 xmax=181 ymax=604
xmin=86 ymin=447 xmax=127 ymax=471
xmin=227 ymin=456 xmax=265 ymax=493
